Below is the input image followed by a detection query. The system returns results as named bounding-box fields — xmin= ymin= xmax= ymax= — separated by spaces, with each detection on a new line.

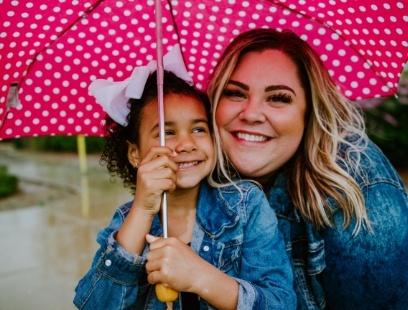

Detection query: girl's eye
xmin=268 ymin=93 xmax=293 ymax=103
xmin=222 ymin=89 xmax=246 ymax=99
xmin=164 ymin=130 xmax=175 ymax=136
xmin=192 ymin=127 xmax=208 ymax=134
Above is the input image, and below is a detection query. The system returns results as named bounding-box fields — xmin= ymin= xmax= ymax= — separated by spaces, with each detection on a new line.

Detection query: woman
xmin=208 ymin=28 xmax=408 ymax=309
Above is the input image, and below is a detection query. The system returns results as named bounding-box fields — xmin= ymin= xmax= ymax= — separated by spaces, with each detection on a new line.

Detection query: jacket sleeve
xmin=319 ymin=140 xmax=408 ymax=309
xmin=73 ymin=208 xmax=148 ymax=310
xmin=235 ymin=185 xmax=297 ymax=310
xmin=321 ymin=182 xmax=408 ymax=309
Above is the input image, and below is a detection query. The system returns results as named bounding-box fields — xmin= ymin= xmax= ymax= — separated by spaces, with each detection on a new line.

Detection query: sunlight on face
xmin=215 ymin=50 xmax=307 ymax=184
xmin=138 ymin=94 xmax=215 ymax=190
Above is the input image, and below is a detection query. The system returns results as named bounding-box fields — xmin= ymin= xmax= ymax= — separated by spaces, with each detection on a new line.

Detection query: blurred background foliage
xmin=11 ymin=135 xmax=105 ymax=153
xmin=0 ymin=165 xmax=18 ymax=198
xmin=360 ymin=70 xmax=408 ymax=169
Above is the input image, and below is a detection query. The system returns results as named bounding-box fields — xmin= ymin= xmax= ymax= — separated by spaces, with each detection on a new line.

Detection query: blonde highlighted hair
xmin=207 ymin=28 xmax=371 ymax=234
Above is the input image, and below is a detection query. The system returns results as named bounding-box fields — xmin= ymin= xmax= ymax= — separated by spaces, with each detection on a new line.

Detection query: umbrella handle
xmin=156 ymin=283 xmax=179 ymax=302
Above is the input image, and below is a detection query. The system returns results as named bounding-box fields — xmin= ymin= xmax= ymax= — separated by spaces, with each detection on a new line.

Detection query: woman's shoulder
xmin=340 ymin=135 xmax=406 ymax=191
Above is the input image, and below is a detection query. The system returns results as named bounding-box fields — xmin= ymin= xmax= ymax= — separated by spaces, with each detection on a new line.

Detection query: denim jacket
xmin=74 ymin=180 xmax=296 ymax=309
xmin=268 ymin=136 xmax=408 ymax=309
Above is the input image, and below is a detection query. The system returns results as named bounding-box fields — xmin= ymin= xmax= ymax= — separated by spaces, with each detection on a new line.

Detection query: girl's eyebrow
xmin=164 ymin=119 xmax=208 ymax=126
xmin=150 ymin=119 xmax=209 ymax=132
xmin=228 ymin=80 xmax=296 ymax=95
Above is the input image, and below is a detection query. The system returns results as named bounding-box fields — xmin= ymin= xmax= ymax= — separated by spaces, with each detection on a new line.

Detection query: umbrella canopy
xmin=1 ymin=0 xmax=408 ymax=139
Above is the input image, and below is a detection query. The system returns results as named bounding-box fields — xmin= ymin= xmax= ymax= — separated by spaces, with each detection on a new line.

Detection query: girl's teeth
xmin=177 ymin=161 xmax=198 ymax=168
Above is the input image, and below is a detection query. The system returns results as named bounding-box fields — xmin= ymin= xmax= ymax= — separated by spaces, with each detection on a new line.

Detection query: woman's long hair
xmin=208 ymin=28 xmax=371 ymax=234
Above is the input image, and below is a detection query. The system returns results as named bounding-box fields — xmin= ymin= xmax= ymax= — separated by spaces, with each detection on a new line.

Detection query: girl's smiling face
xmin=215 ymin=49 xmax=307 ymax=184
xmin=137 ymin=93 xmax=214 ymax=190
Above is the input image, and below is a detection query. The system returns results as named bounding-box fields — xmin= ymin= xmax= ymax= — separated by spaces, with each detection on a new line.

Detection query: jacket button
xmin=203 ymin=246 xmax=210 ymax=252
xmin=105 ymin=259 xmax=112 ymax=266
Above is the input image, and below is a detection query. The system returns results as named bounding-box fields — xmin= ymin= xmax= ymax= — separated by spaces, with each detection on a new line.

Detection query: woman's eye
xmin=222 ymin=89 xmax=246 ymax=99
xmin=268 ymin=93 xmax=293 ymax=103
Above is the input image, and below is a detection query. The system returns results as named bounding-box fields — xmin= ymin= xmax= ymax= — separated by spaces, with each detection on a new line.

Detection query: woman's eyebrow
xmin=227 ymin=80 xmax=249 ymax=90
xmin=228 ymin=80 xmax=296 ymax=95
xmin=265 ymin=85 xmax=296 ymax=95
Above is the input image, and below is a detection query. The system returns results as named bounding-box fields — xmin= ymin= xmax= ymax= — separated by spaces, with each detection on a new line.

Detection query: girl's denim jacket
xmin=269 ymin=136 xmax=408 ymax=310
xmin=74 ymin=180 xmax=296 ymax=309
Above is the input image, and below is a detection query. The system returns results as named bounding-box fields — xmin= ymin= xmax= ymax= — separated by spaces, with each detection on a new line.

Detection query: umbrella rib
xmin=165 ymin=0 xmax=189 ymax=68
xmin=19 ymin=0 xmax=106 ymax=89
xmin=267 ymin=0 xmax=393 ymax=96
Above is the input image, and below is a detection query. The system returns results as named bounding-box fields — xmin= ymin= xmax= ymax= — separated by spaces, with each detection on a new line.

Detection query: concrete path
xmin=0 ymin=144 xmax=130 ymax=310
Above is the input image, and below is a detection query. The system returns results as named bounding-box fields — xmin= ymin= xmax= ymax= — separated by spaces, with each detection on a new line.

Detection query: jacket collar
xmin=149 ymin=180 xmax=239 ymax=238
xmin=267 ymin=170 xmax=302 ymax=222
xmin=195 ymin=180 xmax=239 ymax=237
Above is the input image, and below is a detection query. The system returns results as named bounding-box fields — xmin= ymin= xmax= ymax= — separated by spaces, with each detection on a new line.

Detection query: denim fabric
xmin=74 ymin=180 xmax=296 ymax=310
xmin=268 ymin=137 xmax=408 ymax=309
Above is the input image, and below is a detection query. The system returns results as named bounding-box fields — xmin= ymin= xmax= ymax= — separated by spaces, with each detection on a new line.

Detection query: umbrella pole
xmin=155 ymin=0 xmax=178 ymax=306
xmin=155 ymin=0 xmax=169 ymax=240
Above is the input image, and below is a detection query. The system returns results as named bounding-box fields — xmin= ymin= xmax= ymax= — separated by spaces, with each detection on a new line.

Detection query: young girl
xmin=73 ymin=46 xmax=296 ymax=309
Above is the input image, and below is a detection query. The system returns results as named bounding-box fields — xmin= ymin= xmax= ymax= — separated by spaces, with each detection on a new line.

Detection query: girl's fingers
xmin=146 ymin=234 xmax=160 ymax=244
xmin=146 ymin=270 xmax=162 ymax=285
xmin=138 ymin=168 xmax=177 ymax=189
xmin=139 ymin=146 xmax=178 ymax=171
xmin=145 ymin=238 xmax=205 ymax=292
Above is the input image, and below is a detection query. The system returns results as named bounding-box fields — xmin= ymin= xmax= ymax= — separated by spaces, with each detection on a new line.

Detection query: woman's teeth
xmin=236 ymin=132 xmax=267 ymax=142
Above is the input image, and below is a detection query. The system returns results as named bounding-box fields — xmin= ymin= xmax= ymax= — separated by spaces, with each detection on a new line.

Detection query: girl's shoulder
xmin=202 ymin=178 xmax=263 ymax=197
xmin=117 ymin=200 xmax=134 ymax=215
xmin=200 ymin=179 xmax=268 ymax=214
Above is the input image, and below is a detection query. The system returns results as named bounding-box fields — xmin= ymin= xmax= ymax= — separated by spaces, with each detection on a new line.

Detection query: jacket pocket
xmin=218 ymin=237 xmax=243 ymax=273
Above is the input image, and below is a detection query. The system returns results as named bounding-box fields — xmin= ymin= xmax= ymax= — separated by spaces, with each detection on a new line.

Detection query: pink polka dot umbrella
xmin=1 ymin=0 xmax=407 ymax=139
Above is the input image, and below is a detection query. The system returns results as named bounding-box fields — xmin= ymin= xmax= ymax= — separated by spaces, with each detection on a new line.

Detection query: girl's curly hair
xmin=100 ymin=71 xmax=211 ymax=194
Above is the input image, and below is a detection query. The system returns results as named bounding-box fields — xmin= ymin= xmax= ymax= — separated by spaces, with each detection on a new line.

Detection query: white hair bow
xmin=88 ymin=44 xmax=193 ymax=126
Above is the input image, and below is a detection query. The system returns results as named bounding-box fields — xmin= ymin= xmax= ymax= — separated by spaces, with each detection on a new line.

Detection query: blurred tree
xmin=11 ymin=136 xmax=105 ymax=153
xmin=0 ymin=165 xmax=18 ymax=198
xmin=361 ymin=71 xmax=408 ymax=169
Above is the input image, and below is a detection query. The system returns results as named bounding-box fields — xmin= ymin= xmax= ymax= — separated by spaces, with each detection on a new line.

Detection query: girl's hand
xmin=145 ymin=234 xmax=208 ymax=293
xmin=133 ymin=146 xmax=178 ymax=215
xmin=115 ymin=146 xmax=177 ymax=256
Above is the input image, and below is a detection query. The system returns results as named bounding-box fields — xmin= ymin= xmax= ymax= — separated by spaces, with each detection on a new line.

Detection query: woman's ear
xmin=127 ymin=141 xmax=140 ymax=168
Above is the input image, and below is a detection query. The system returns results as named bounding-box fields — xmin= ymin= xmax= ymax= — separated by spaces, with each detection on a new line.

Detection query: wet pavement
xmin=0 ymin=143 xmax=131 ymax=310
xmin=1 ymin=142 xmax=407 ymax=310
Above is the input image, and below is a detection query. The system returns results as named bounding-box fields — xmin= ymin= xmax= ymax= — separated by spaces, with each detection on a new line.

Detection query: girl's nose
xmin=174 ymin=134 xmax=197 ymax=153
xmin=238 ymin=99 xmax=266 ymax=123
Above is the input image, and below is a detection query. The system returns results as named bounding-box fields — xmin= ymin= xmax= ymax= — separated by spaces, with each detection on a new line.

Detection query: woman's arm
xmin=321 ymin=182 xmax=408 ymax=309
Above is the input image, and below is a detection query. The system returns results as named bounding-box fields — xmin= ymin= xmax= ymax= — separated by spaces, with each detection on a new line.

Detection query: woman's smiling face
xmin=215 ymin=49 xmax=307 ymax=184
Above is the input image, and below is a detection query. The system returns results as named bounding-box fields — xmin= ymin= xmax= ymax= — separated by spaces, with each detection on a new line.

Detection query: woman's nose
xmin=174 ymin=134 xmax=197 ymax=153
xmin=238 ymin=99 xmax=266 ymax=123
